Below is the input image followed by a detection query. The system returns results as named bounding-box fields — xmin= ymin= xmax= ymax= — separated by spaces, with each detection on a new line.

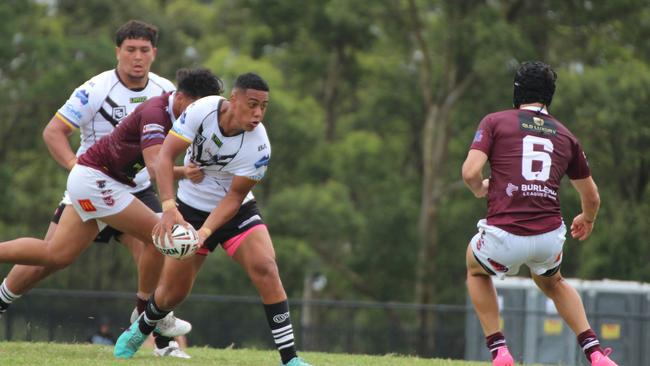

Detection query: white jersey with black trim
xmin=55 ymin=69 xmax=175 ymax=192
xmin=170 ymin=95 xmax=271 ymax=213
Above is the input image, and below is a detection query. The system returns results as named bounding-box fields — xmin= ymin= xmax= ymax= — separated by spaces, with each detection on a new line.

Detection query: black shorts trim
xmin=177 ymin=199 xmax=264 ymax=252
xmin=540 ymin=264 xmax=561 ymax=277
xmin=473 ymin=252 xmax=497 ymax=276
xmin=50 ymin=185 xmax=160 ymax=243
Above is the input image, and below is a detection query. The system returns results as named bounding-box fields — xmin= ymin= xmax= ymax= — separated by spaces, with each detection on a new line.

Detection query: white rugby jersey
xmin=55 ymin=69 xmax=175 ymax=191
xmin=170 ymin=95 xmax=271 ymax=212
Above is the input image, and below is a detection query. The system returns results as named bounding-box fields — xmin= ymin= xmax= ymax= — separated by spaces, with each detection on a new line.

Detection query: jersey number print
xmin=521 ymin=135 xmax=553 ymax=181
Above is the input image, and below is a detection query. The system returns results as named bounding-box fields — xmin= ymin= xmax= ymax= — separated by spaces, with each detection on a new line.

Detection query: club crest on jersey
xmin=75 ymin=89 xmax=89 ymax=105
xmin=194 ymin=134 xmax=206 ymax=145
xmin=112 ymin=106 xmax=127 ymax=120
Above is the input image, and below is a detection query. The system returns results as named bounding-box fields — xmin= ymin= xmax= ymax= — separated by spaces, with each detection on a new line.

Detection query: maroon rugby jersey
xmin=78 ymin=92 xmax=174 ymax=187
xmin=470 ymin=108 xmax=590 ymax=235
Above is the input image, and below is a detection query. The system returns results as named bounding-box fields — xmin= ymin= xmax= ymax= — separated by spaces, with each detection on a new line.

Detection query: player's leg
xmin=114 ymin=254 xmax=205 ymax=359
xmin=466 ymin=222 xmax=516 ymax=366
xmin=0 ymin=205 xmax=65 ymax=315
xmin=232 ymin=226 xmax=310 ymax=366
xmin=532 ymin=270 xmax=617 ymax=365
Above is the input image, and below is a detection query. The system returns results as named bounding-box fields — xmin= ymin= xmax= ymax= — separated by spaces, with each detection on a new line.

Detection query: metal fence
xmin=1 ymin=281 xmax=648 ymax=365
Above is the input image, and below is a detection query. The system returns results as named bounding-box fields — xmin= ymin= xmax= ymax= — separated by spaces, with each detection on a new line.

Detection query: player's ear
xmin=151 ymin=47 xmax=157 ymax=61
xmin=115 ymin=46 xmax=120 ymax=61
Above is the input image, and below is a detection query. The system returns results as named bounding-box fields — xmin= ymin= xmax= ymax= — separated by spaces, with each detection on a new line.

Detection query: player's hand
xmin=474 ymin=178 xmax=489 ymax=198
xmin=152 ymin=207 xmax=188 ymax=247
xmin=570 ymin=213 xmax=594 ymax=241
xmin=185 ymin=162 xmax=204 ymax=183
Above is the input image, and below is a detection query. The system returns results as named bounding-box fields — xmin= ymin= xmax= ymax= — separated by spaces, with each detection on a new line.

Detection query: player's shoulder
xmin=147 ymin=72 xmax=176 ymax=92
xmin=80 ymin=69 xmax=120 ymax=92
xmin=482 ymin=108 xmax=518 ymax=121
xmin=188 ymin=95 xmax=225 ymax=116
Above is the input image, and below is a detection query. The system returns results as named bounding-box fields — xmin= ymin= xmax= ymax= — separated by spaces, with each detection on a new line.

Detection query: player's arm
xmin=152 ymin=133 xmax=192 ymax=245
xmin=197 ymin=176 xmax=257 ymax=243
xmin=462 ymin=149 xmax=490 ymax=198
xmin=43 ymin=115 xmax=78 ymax=171
xmin=569 ymin=177 xmax=600 ymax=241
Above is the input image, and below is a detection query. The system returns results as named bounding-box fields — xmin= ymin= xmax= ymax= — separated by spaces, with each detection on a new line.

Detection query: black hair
xmin=115 ymin=20 xmax=159 ymax=47
xmin=176 ymin=68 xmax=224 ymax=98
xmin=513 ymin=61 xmax=557 ymax=108
xmin=233 ymin=72 xmax=270 ymax=92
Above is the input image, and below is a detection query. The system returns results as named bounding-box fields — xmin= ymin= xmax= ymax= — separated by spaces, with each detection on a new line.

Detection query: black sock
xmin=136 ymin=296 xmax=148 ymax=315
xmin=154 ymin=334 xmax=173 ymax=348
xmin=264 ymin=300 xmax=297 ymax=364
xmin=486 ymin=331 xmax=507 ymax=360
xmin=139 ymin=295 xmax=171 ymax=335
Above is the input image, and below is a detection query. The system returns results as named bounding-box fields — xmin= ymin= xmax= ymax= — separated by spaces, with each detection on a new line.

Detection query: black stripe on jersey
xmin=98 ymin=107 xmax=120 ymax=127
xmin=105 ymin=96 xmax=118 ymax=108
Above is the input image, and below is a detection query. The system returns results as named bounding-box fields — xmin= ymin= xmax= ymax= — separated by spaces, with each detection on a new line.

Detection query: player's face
xmin=232 ymin=89 xmax=269 ymax=131
xmin=115 ymin=38 xmax=157 ymax=82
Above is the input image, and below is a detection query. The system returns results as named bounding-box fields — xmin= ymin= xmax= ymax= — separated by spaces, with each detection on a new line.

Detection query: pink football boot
xmin=493 ymin=347 xmax=514 ymax=366
xmin=590 ymin=348 xmax=618 ymax=366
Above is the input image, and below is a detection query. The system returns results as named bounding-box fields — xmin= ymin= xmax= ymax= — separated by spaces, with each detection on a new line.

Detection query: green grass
xmin=0 ymin=342 xmax=495 ymax=366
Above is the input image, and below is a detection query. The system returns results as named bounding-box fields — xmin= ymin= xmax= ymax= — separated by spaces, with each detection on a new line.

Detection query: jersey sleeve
xmin=55 ymin=76 xmax=103 ymax=130
xmin=169 ymin=100 xmax=205 ymax=144
xmin=469 ymin=115 xmax=494 ymax=156
xmin=227 ymin=128 xmax=271 ymax=181
xmin=566 ymin=139 xmax=591 ymax=180
xmin=139 ymin=107 xmax=170 ymax=150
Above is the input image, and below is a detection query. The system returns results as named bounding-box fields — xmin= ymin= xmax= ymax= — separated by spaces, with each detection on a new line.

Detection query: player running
xmin=0 ymin=20 xmax=195 ymax=356
xmin=114 ymin=73 xmax=311 ymax=366
xmin=0 ymin=68 xmax=222 ymax=358
xmin=462 ymin=61 xmax=617 ymax=366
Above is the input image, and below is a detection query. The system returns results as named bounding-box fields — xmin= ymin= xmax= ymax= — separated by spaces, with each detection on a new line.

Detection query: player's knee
xmin=46 ymin=252 xmax=76 ymax=270
xmin=249 ymin=257 xmax=279 ymax=284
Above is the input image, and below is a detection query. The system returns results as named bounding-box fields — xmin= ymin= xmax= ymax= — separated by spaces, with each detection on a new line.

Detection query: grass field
xmin=0 ymin=342 xmax=498 ymax=366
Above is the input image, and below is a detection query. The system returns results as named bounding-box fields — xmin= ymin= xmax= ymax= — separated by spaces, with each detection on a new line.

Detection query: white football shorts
xmin=470 ymin=219 xmax=566 ymax=280
xmin=66 ymin=164 xmax=135 ymax=222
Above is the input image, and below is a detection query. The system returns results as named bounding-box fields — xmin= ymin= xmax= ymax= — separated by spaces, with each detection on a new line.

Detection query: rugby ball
xmin=153 ymin=224 xmax=200 ymax=260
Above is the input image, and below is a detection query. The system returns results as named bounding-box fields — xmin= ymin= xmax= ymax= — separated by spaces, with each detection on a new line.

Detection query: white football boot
xmin=130 ymin=307 xmax=192 ymax=337
xmin=153 ymin=340 xmax=191 ymax=359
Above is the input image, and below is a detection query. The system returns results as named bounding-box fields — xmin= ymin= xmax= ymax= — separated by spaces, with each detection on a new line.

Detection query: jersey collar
xmin=167 ymin=92 xmax=177 ymax=123
xmin=520 ymin=105 xmax=549 ymax=115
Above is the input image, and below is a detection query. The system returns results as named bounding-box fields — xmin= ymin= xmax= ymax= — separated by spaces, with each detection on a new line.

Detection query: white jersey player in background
xmin=0 ymin=20 xmax=194 ymax=358
xmin=114 ymin=73 xmax=311 ymax=366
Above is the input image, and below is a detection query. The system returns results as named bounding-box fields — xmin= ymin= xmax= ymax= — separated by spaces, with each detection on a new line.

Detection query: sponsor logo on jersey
xmin=63 ymin=104 xmax=82 ymax=120
xmin=78 ymin=199 xmax=97 ymax=212
xmin=520 ymin=183 xmax=557 ymax=200
xmin=75 ymin=89 xmax=89 ymax=105
xmin=130 ymin=96 xmax=148 ymax=103
xmin=254 ymin=155 xmax=270 ymax=169
xmin=143 ymin=123 xmax=165 ymax=133
xmin=473 ymin=129 xmax=483 ymax=143
xmin=180 ymin=112 xmax=187 ymax=124
xmin=112 ymin=106 xmax=127 ymax=120
xmin=272 ymin=311 xmax=290 ymax=324
xmin=211 ymin=133 xmax=223 ymax=147
xmin=476 ymin=237 xmax=484 ymax=251
xmin=506 ymin=183 xmax=519 ymax=197
xmin=96 ymin=180 xmax=106 ymax=189
xmin=519 ymin=113 xmax=557 ymax=135
xmin=257 ymin=143 xmax=267 ymax=151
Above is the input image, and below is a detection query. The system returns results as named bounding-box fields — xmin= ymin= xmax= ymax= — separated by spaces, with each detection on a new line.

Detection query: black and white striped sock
xmin=264 ymin=300 xmax=297 ymax=364
xmin=0 ymin=279 xmax=21 ymax=316
xmin=139 ymin=295 xmax=170 ymax=335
